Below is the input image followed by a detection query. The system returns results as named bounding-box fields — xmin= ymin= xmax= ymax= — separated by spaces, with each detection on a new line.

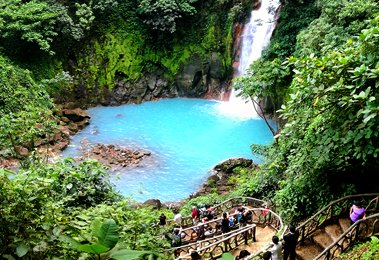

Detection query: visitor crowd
xmin=159 ymin=200 xmax=369 ymax=259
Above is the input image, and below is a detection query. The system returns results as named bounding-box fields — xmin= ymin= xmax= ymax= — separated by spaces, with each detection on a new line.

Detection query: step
xmin=324 ymin=223 xmax=343 ymax=241
xmin=296 ymin=239 xmax=323 ymax=260
xmin=312 ymin=229 xmax=334 ymax=249
xmin=230 ymin=226 xmax=276 ymax=257
xmin=338 ymin=217 xmax=351 ymax=233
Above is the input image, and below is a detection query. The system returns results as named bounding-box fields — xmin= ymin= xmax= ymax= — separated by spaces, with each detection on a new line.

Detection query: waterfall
xmin=217 ymin=0 xmax=280 ymax=120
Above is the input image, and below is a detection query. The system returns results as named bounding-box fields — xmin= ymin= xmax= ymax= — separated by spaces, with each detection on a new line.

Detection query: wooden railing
xmin=174 ymin=208 xmax=284 ymax=259
xmin=249 ymin=194 xmax=379 ymax=259
xmin=315 ymin=212 xmax=379 ymax=259
xmin=171 ymin=224 xmax=257 ymax=259
xmin=166 ymin=197 xmax=267 ymax=228
xmin=296 ymin=193 xmax=379 ymax=245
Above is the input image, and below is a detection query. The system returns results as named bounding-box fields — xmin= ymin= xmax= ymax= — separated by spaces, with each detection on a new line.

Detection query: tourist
xmin=159 ymin=213 xmax=166 ymax=226
xmin=207 ymin=207 xmax=216 ymax=220
xmin=174 ymin=211 xmax=183 ymax=227
xmin=190 ymin=250 xmax=202 ymax=260
xmin=204 ymin=225 xmax=215 ymax=237
xmin=171 ymin=228 xmax=182 ymax=247
xmin=192 ymin=206 xmax=200 ymax=224
xmin=245 ymin=210 xmax=253 ymax=223
xmin=221 ymin=212 xmax=231 ymax=234
xmin=235 ymin=249 xmax=251 ymax=259
xmin=262 ymin=251 xmax=272 ymax=260
xmin=199 ymin=204 xmax=207 ymax=218
xmin=229 ymin=215 xmax=236 ymax=228
xmin=350 ymin=201 xmax=366 ymax=224
xmin=283 ymin=225 xmax=299 ymax=260
xmin=237 ymin=208 xmax=247 ymax=227
xmin=195 ymin=223 xmax=205 ymax=239
xmin=270 ymin=235 xmax=283 ymax=260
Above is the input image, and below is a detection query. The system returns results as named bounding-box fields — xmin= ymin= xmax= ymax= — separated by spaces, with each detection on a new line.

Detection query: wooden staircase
xmin=293 ymin=194 xmax=379 ymax=260
xmin=296 ymin=218 xmax=351 ymax=259
xmin=250 ymin=194 xmax=379 ymax=260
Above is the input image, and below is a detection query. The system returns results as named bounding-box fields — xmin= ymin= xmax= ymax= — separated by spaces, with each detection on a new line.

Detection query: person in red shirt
xmin=192 ymin=206 xmax=200 ymax=224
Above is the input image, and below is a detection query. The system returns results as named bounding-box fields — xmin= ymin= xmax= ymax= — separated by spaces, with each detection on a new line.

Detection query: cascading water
xmin=218 ymin=0 xmax=280 ymax=119
xmin=238 ymin=0 xmax=280 ymax=75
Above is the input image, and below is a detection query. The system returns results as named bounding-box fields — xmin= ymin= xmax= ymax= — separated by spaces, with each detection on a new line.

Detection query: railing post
xmin=223 ymin=240 xmax=228 ymax=252
xmin=301 ymin=225 xmax=305 ymax=245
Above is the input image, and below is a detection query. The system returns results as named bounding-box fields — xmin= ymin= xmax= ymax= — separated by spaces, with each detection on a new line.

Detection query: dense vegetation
xmin=0 ymin=159 xmax=174 ymax=258
xmin=235 ymin=0 xmax=379 ymax=221
xmin=0 ymin=0 xmax=249 ymax=258
xmin=1 ymin=0 xmax=379 ymax=258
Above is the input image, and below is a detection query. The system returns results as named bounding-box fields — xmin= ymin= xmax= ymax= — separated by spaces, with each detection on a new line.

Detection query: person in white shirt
xmin=174 ymin=211 xmax=182 ymax=227
xmin=270 ymin=235 xmax=283 ymax=260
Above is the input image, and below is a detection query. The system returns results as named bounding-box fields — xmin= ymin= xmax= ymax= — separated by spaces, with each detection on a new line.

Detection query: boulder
xmin=143 ymin=199 xmax=162 ymax=210
xmin=68 ymin=123 xmax=79 ymax=133
xmin=62 ymin=108 xmax=90 ymax=122
xmin=213 ymin=158 xmax=253 ymax=174
xmin=147 ymin=74 xmax=157 ymax=90
xmin=14 ymin=145 xmax=29 ymax=157
xmin=130 ymin=79 xmax=148 ymax=101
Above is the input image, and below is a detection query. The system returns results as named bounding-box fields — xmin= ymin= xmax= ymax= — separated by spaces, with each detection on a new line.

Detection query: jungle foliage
xmin=0 ymin=0 xmax=250 ymax=104
xmin=236 ymin=0 xmax=379 ymax=222
xmin=0 ymin=1 xmax=250 ymax=257
xmin=1 ymin=0 xmax=379 ymax=256
xmin=0 ymin=159 xmax=174 ymax=259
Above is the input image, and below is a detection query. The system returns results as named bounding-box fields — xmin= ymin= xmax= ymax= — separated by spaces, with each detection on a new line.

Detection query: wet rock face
xmin=109 ymin=75 xmax=174 ymax=105
xmin=176 ymin=55 xmax=207 ymax=97
xmin=175 ymin=53 xmax=227 ymax=98
xmin=96 ymin=52 xmax=228 ymax=105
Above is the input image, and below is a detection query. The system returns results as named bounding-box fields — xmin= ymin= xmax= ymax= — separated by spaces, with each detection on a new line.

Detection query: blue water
xmin=62 ymin=98 xmax=274 ymax=202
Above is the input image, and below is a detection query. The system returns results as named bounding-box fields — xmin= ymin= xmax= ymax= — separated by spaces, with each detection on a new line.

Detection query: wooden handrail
xmin=296 ymin=193 xmax=379 ymax=244
xmin=249 ymin=194 xmax=379 ymax=259
xmin=173 ymin=208 xmax=284 ymax=259
xmin=315 ymin=212 xmax=379 ymax=259
xmin=166 ymin=196 xmax=267 ymax=227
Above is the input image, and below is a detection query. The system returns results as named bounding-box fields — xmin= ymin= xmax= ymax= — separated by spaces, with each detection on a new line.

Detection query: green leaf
xmin=363 ymin=113 xmax=376 ymax=124
xmin=58 ymin=235 xmax=80 ymax=248
xmin=77 ymin=243 xmax=110 ymax=254
xmin=109 ymin=249 xmax=152 ymax=260
xmin=220 ymin=252 xmax=234 ymax=260
xmin=98 ymin=219 xmax=119 ymax=249
xmin=16 ymin=243 xmax=29 ymax=257
xmin=91 ymin=218 xmax=103 ymax=238
xmin=2 ymin=254 xmax=16 ymax=260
